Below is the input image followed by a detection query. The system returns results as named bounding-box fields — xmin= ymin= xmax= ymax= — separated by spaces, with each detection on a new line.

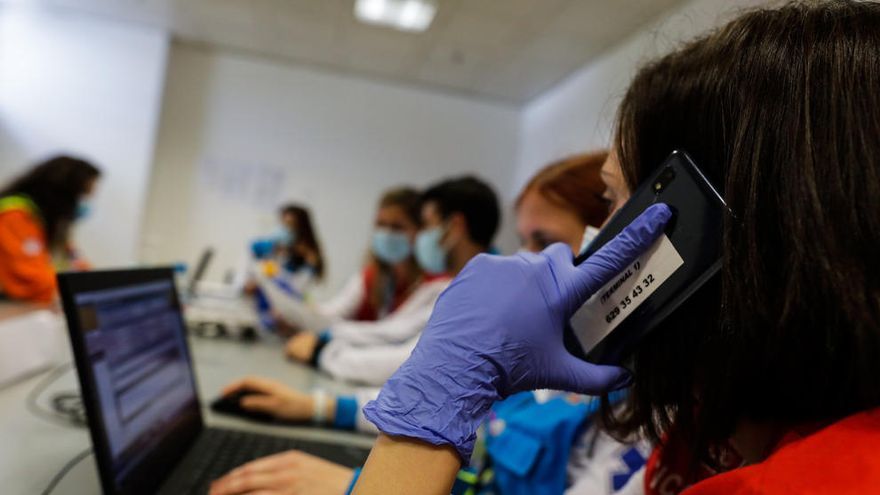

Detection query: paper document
xmin=255 ymin=274 xmax=332 ymax=331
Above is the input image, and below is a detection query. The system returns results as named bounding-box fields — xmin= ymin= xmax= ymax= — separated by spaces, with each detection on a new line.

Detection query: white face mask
xmin=578 ymin=226 xmax=601 ymax=255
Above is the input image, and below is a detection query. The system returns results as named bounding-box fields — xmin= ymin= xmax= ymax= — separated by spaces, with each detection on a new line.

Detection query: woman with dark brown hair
xmin=318 ymin=187 xmax=424 ymax=321
xmin=276 ymin=203 xmax=325 ymax=282
xmin=343 ymin=2 xmax=880 ymax=494
xmin=250 ymin=203 xmax=326 ymax=296
xmin=0 ymin=156 xmax=101 ymax=302
xmin=208 ymin=2 xmax=880 ymax=494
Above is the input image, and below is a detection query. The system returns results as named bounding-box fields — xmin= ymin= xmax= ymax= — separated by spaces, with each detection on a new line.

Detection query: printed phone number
xmin=605 ymin=266 xmax=655 ymax=324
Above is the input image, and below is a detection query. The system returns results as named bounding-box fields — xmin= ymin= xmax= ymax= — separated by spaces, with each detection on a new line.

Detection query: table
xmin=0 ymin=334 xmax=375 ymax=494
xmin=0 ymin=302 xmax=52 ymax=320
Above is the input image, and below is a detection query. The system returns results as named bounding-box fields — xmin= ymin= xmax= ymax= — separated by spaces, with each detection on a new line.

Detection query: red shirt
xmin=352 ymin=266 xmax=446 ymax=321
xmin=684 ymin=408 xmax=880 ymax=494
xmin=645 ymin=428 xmax=742 ymax=495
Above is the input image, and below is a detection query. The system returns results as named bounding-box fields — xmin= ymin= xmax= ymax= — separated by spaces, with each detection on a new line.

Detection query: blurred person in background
xmin=256 ymin=187 xmax=433 ymax=339
xmin=517 ymin=150 xmax=611 ymax=254
xmin=279 ymin=204 xmax=324 ymax=280
xmin=284 ymin=177 xmax=499 ymax=378
xmin=250 ymin=203 xmax=326 ymax=297
xmin=312 ymin=187 xmax=426 ymax=324
xmin=0 ymin=156 xmax=101 ymax=303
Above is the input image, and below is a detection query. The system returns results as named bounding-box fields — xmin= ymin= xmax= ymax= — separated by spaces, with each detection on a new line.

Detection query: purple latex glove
xmin=362 ymin=204 xmax=672 ymax=460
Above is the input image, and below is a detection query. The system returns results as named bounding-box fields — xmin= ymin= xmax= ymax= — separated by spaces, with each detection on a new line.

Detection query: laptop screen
xmin=61 ymin=271 xmax=203 ymax=494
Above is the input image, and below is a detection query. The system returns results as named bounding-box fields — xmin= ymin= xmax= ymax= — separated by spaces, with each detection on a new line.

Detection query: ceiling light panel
xmin=354 ymin=0 xmax=437 ymax=33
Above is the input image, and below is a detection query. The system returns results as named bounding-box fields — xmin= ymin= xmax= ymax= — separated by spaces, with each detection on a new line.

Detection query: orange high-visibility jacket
xmin=0 ymin=195 xmax=56 ymax=302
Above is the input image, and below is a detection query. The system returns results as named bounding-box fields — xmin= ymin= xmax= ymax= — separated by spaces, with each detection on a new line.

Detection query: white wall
xmin=515 ymin=0 xmax=765 ymax=189
xmin=0 ymin=4 xmax=169 ymax=266
xmin=142 ymin=44 xmax=520 ymax=296
xmin=1 ymin=0 xmax=766 ymax=290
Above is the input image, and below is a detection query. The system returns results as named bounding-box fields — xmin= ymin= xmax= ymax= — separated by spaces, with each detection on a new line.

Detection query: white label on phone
xmin=570 ymin=234 xmax=684 ymax=353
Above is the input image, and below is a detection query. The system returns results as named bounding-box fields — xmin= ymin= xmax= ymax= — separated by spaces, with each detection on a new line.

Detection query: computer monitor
xmin=59 ymin=268 xmax=203 ymax=494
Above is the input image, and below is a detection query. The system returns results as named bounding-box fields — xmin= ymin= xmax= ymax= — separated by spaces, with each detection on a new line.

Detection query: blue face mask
xmin=272 ymin=227 xmax=296 ymax=246
xmin=415 ymin=226 xmax=448 ymax=274
xmin=372 ymin=229 xmax=412 ymax=264
xmin=75 ymin=200 xmax=91 ymax=220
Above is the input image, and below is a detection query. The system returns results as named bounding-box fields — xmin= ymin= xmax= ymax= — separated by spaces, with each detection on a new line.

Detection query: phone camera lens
xmin=654 ymin=166 xmax=676 ymax=193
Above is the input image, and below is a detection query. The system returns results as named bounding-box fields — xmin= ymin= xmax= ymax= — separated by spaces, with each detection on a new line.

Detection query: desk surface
xmin=0 ymin=334 xmax=374 ymax=495
xmin=0 ymin=301 xmax=54 ymax=320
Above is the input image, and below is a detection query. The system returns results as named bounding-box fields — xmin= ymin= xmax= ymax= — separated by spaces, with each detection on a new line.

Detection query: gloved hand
xmin=363 ymin=204 xmax=672 ymax=460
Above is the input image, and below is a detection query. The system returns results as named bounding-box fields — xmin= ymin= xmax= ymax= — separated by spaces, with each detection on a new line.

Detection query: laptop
xmin=57 ymin=268 xmax=370 ymax=495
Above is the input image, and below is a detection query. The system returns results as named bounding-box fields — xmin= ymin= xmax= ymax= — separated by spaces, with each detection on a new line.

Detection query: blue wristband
xmin=310 ymin=331 xmax=334 ymax=368
xmin=333 ymin=396 xmax=359 ymax=430
xmin=345 ymin=467 xmax=362 ymax=495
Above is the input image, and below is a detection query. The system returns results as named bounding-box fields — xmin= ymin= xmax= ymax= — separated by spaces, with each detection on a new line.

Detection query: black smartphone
xmin=565 ymin=150 xmax=729 ymax=365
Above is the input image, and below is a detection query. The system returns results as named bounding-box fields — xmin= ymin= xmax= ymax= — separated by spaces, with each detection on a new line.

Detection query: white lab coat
xmin=323 ymin=277 xmax=449 ymax=346
xmin=314 ymin=272 xmax=366 ymax=321
xmin=261 ymin=268 xmax=447 ymax=336
xmin=319 ymin=336 xmax=419 ymax=386
xmin=279 ymin=266 xmax=319 ymax=297
xmin=316 ymin=277 xmax=449 ymax=384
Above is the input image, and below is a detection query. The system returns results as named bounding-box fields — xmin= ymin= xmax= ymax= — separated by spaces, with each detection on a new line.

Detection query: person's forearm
xmin=352 ymin=434 xmax=460 ymax=495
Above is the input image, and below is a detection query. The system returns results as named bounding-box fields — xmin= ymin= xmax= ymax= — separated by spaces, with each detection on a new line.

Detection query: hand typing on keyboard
xmin=209 ymin=450 xmax=355 ymax=495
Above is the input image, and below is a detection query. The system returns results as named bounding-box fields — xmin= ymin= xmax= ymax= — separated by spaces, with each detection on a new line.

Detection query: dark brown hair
xmin=0 ymin=155 xmax=101 ymax=248
xmin=516 ymin=151 xmax=611 ymax=228
xmin=601 ymin=0 xmax=880 ymax=462
xmin=279 ymin=204 xmax=325 ymax=280
xmin=421 ymin=176 xmax=500 ymax=248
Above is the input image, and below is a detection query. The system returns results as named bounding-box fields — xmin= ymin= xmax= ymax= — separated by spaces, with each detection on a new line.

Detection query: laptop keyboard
xmin=158 ymin=427 xmax=371 ymax=494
